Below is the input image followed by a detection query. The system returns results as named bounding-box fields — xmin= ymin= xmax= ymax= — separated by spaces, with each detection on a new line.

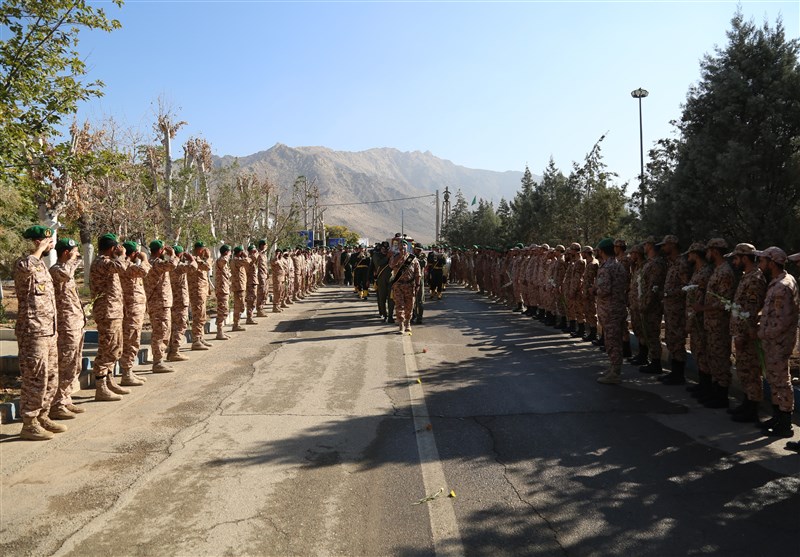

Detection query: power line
xmin=320 ymin=193 xmax=436 ymax=208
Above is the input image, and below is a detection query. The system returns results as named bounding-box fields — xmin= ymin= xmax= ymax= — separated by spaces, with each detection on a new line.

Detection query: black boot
xmin=727 ymin=395 xmax=750 ymax=415
xmin=561 ymin=319 xmax=573 ymax=333
xmin=659 ymin=359 xmax=686 ymax=385
xmin=583 ymin=327 xmax=597 ymax=342
xmin=756 ymin=405 xmax=780 ymax=430
xmin=688 ymin=372 xmax=711 ymax=396
xmin=523 ymin=307 xmax=534 ymax=316
xmin=731 ymin=399 xmax=760 ymax=423
xmin=513 ymin=302 xmax=523 ymax=312
xmin=571 ymin=323 xmax=585 ymax=338
xmin=554 ymin=316 xmax=566 ymax=330
xmin=544 ymin=312 xmax=555 ymax=325
xmin=702 ymin=382 xmax=729 ymax=409
xmin=639 ymin=359 xmax=663 ymax=374
xmin=766 ymin=411 xmax=794 ymax=438
xmin=592 ymin=333 xmax=604 ymax=347
xmin=622 ymin=340 xmax=632 ymax=358
xmin=537 ymin=309 xmax=546 ymax=320
xmin=629 ymin=347 xmax=649 ymax=366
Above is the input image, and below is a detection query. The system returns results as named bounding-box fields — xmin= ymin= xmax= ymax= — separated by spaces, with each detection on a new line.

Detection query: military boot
xmin=106 ymin=374 xmax=131 ymax=395
xmin=727 ymin=395 xmax=750 ymax=415
xmin=48 ymin=405 xmax=76 ymax=420
xmin=191 ymin=341 xmax=210 ymax=351
xmin=583 ymin=327 xmax=597 ymax=342
xmin=639 ymin=359 xmax=662 ymax=374
xmin=65 ymin=404 xmax=85 ymax=414
xmin=731 ymin=399 xmax=760 ymax=423
xmin=19 ymin=416 xmax=53 ymax=441
xmin=120 ymin=368 xmax=145 ymax=387
xmin=95 ymin=375 xmax=122 ymax=401
xmin=597 ymin=364 xmax=622 ymax=385
xmin=513 ymin=303 xmax=523 ymax=312
xmin=702 ymin=382 xmax=729 ymax=409
xmin=571 ymin=323 xmax=585 ymax=338
xmin=688 ymin=372 xmax=712 ymax=397
xmin=200 ymin=337 xmax=213 ymax=347
xmin=38 ymin=414 xmax=68 ymax=433
xmin=245 ymin=317 xmax=257 ymax=325
xmin=766 ymin=411 xmax=794 ymax=438
xmin=622 ymin=340 xmax=632 ymax=358
xmin=756 ymin=405 xmax=780 ymax=430
xmin=564 ymin=320 xmax=576 ymax=334
xmin=166 ymin=352 xmax=189 ymax=362
xmin=256 ymin=309 xmax=268 ymax=317
xmin=216 ymin=331 xmax=230 ymax=340
xmin=659 ymin=359 xmax=686 ymax=385
xmin=152 ymin=362 xmax=176 ymax=374
xmin=628 ymin=346 xmax=648 ymax=366
xmin=232 ymin=324 xmax=246 ymax=332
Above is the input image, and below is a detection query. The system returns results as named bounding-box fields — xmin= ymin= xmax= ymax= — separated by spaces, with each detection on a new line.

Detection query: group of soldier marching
xmin=13 ymin=225 xmax=326 ymax=441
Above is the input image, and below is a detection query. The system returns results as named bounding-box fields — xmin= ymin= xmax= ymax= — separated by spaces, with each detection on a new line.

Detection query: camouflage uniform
xmin=169 ymin=257 xmax=197 ymax=356
xmin=596 ymin=257 xmax=628 ymax=367
xmin=144 ymin=254 xmax=178 ymax=366
xmin=639 ymin=249 xmax=667 ymax=362
xmin=256 ymin=247 xmax=270 ymax=313
xmin=390 ymin=252 xmax=422 ymax=332
xmin=215 ymin=254 xmax=231 ymax=329
xmin=271 ymin=253 xmax=286 ymax=312
xmin=662 ymin=253 xmax=689 ymax=363
xmin=582 ymin=248 xmax=599 ymax=333
xmin=188 ymin=252 xmax=212 ymax=344
xmin=50 ymin=258 xmax=86 ymax=411
xmin=91 ymin=254 xmax=130 ymax=380
xmin=120 ymin=257 xmax=150 ymax=372
xmin=230 ymin=254 xmax=250 ymax=328
xmin=704 ymin=259 xmax=736 ymax=387
xmin=685 ymin=260 xmax=713 ymax=377
xmin=731 ymin=267 xmax=766 ymax=401
xmin=758 ymin=270 xmax=799 ymax=412
xmin=15 ymin=254 xmax=58 ymax=418
xmin=246 ymin=251 xmax=259 ymax=320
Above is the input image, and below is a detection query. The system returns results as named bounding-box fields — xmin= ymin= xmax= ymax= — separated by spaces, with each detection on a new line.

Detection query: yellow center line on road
xmin=402 ymin=334 xmax=465 ymax=557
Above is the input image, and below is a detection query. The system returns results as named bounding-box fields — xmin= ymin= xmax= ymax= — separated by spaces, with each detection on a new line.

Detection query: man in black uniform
xmin=352 ymin=245 xmax=371 ymax=299
xmin=370 ymin=242 xmax=392 ymax=320
xmin=428 ymin=246 xmax=446 ymax=300
xmin=412 ymin=243 xmax=427 ymax=324
xmin=341 ymin=246 xmax=353 ymax=286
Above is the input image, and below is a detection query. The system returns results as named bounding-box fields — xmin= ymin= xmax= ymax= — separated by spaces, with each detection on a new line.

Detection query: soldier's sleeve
xmin=49 ymin=264 xmax=70 ymax=284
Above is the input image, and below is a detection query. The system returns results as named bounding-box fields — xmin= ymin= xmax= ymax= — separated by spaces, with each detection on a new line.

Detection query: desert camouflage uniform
xmin=271 ymin=255 xmax=286 ymax=311
xmin=731 ymin=268 xmax=767 ymax=401
xmin=582 ymin=252 xmax=599 ymax=330
xmin=686 ymin=263 xmax=713 ymax=376
xmin=639 ymin=254 xmax=667 ymax=360
xmin=50 ymin=258 xmax=86 ymax=410
xmin=390 ymin=253 xmax=421 ymax=329
xmin=663 ymin=255 xmax=689 ymax=362
xmin=758 ymin=271 xmax=799 ymax=412
xmin=256 ymin=248 xmax=270 ymax=311
xmin=143 ymin=254 xmax=178 ymax=365
xmin=90 ymin=254 xmax=129 ymax=379
xmin=246 ymin=252 xmax=259 ymax=319
xmin=169 ymin=258 xmax=197 ymax=355
xmin=188 ymin=253 xmax=211 ymax=343
xmin=596 ymin=258 xmax=628 ymax=366
xmin=704 ymin=261 xmax=736 ymax=387
xmin=120 ymin=258 xmax=151 ymax=371
xmin=230 ymin=256 xmax=250 ymax=326
xmin=215 ymin=254 xmax=231 ymax=329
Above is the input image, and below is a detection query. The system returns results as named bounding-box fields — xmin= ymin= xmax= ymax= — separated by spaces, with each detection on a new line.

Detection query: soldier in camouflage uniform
xmin=638 ymin=237 xmax=667 ymax=374
xmin=725 ymin=243 xmax=767 ymax=422
xmin=579 ymin=245 xmax=599 ymax=341
xmin=245 ymin=244 xmax=260 ymax=324
xmin=188 ymin=242 xmax=213 ymax=350
xmin=754 ymin=247 xmax=799 ymax=438
xmin=595 ymin=238 xmax=629 ymax=384
xmin=119 ymin=241 xmax=151 ymax=386
xmin=657 ymin=235 xmax=690 ymax=385
xmin=168 ymin=245 xmax=196 ymax=362
xmin=565 ymin=243 xmax=585 ymax=335
xmin=256 ymin=239 xmax=271 ymax=316
xmin=270 ymin=248 xmax=286 ymax=313
xmin=230 ymin=246 xmax=250 ymax=331
xmin=215 ymin=244 xmax=232 ymax=338
xmin=626 ymin=244 xmax=647 ymax=362
xmin=683 ymin=242 xmax=715 ymax=399
xmin=144 ymin=240 xmax=178 ymax=373
xmin=614 ymin=239 xmax=632 ymax=358
xmin=412 ymin=243 xmax=427 ymax=324
xmin=390 ymin=241 xmax=422 ymax=334
xmin=15 ymin=226 xmax=61 ymax=440
xmin=49 ymin=238 xmax=87 ymax=419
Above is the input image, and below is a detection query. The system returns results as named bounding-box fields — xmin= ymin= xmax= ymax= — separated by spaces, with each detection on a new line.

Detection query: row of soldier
xmin=450 ymin=237 xmax=799 ymax=443
xmin=13 ymin=225 xmax=327 ymax=441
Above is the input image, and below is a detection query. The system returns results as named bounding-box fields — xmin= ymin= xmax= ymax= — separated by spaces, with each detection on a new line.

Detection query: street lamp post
xmin=630 ymin=87 xmax=649 ymax=205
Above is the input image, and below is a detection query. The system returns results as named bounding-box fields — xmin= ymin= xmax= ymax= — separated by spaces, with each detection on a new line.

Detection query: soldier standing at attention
xmin=626 ymin=245 xmax=647 ymax=363
xmin=754 ymin=247 xmax=799 ymax=438
xmin=143 ymin=240 xmax=178 ymax=373
xmin=370 ymin=242 xmax=391 ymax=321
xmin=638 ymin=237 xmax=667 ymax=374
xmin=412 ymin=243 xmax=427 ymax=325
xmin=167 ymin=245 xmax=196 ymax=362
xmin=291 ymin=247 xmax=305 ymax=301
xmin=579 ymin=246 xmax=599 ymax=341
xmin=214 ymin=244 xmax=232 ymax=339
xmin=119 ymin=241 xmax=151 ymax=387
xmin=614 ymin=239 xmax=633 ymax=358
xmin=91 ymin=233 xmax=132 ymax=401
xmin=684 ymin=242 xmax=715 ymax=399
xmin=230 ymin=246 xmax=250 ymax=332
xmin=726 ymin=243 xmax=767 ymax=422
xmin=595 ymin=238 xmax=629 ymax=385
xmin=188 ymin=242 xmax=213 ymax=350
xmin=566 ymin=243 xmax=585 ymax=335
xmin=658 ymin=235 xmax=690 ymax=385
xmin=245 ymin=244 xmax=259 ymax=324
xmin=390 ymin=241 xmax=422 ymax=335
xmin=15 ymin=226 xmax=61 ymax=440
xmin=271 ymin=248 xmax=286 ymax=313
xmin=693 ymin=238 xmax=736 ymax=408
xmin=49 ymin=238 xmax=87 ymax=419
xmin=256 ymin=239 xmax=270 ymax=317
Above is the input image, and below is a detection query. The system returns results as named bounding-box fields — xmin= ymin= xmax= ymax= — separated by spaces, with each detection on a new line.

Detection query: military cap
xmin=754 ymin=246 xmax=787 ymax=265
xmin=98 ymin=233 xmax=119 ymax=251
xmin=788 ymin=252 xmax=800 ymax=263
xmin=724 ymin=243 xmax=756 ymax=258
xmin=705 ymin=238 xmax=728 ymax=251
xmin=581 ymin=245 xmax=593 ymax=253
xmin=257 ymin=239 xmax=267 ymax=247
xmin=555 ymin=244 xmax=566 ymax=252
xmin=233 ymin=245 xmax=244 ymax=254
xmin=630 ymin=243 xmax=645 ymax=255
xmin=597 ymin=238 xmax=615 ymax=250
xmin=219 ymin=244 xmax=231 ymax=254
xmin=656 ymin=234 xmax=679 ymax=246
xmin=642 ymin=236 xmax=657 ymax=245
xmin=681 ymin=242 xmax=705 ymax=256
xmin=569 ymin=242 xmax=581 ymax=251
xmin=173 ymin=245 xmax=184 ymax=254
xmin=540 ymin=243 xmax=550 ymax=250
xmin=22 ymin=225 xmax=53 ymax=240
xmin=614 ymin=238 xmax=627 ymax=248
xmin=56 ymin=237 xmax=78 ymax=253
xmin=248 ymin=244 xmax=256 ymax=251
xmin=149 ymin=239 xmax=164 ymax=251
xmin=121 ymin=240 xmax=139 ymax=255
xmin=194 ymin=241 xmax=205 ymax=249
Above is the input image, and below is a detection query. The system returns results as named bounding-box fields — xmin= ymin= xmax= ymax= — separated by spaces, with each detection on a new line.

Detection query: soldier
xmin=168 ymin=245 xmax=196 ymax=362
xmin=143 ymin=240 xmax=178 ymax=373
xmin=256 ymin=239 xmax=270 ymax=317
xmin=246 ymin=244 xmax=259 ymax=324
xmin=370 ymin=242 xmax=391 ymax=321
xmin=614 ymin=239 xmax=633 ymax=358
xmin=284 ymin=248 xmax=296 ymax=304
xmin=48 ymin=238 xmax=87 ymax=419
xmin=271 ymin=248 xmax=286 ymax=313
xmin=726 ymin=243 xmax=767 ymax=422
xmin=90 ymin=233 xmax=132 ymax=401
xmin=579 ymin=245 xmax=599 ymax=341
xmin=230 ymin=246 xmax=249 ymax=331
xmin=341 ymin=246 xmax=353 ymax=286
xmin=412 ymin=243 xmax=427 ymax=324
xmin=15 ymin=226 xmax=61 ymax=440
xmin=658 ymin=235 xmax=690 ymax=385
xmin=291 ymin=247 xmax=305 ymax=301
xmin=390 ymin=240 xmax=422 ymax=334
xmin=638 ymin=236 xmax=667 ymax=374
xmin=683 ymin=242 xmax=715 ymax=399
xmin=626 ymin=244 xmax=647 ymax=362
xmin=565 ymin=243 xmax=585 ymax=335
xmin=119 ymin=240 xmax=151 ymax=386
xmin=188 ymin=241 xmax=213 ymax=350
xmin=352 ymin=246 xmax=371 ymax=300
xmin=428 ymin=246 xmax=446 ymax=301
xmin=215 ymin=244 xmax=232 ymax=339
xmin=754 ymin=247 xmax=799 ymax=438
xmin=595 ymin=238 xmax=629 ymax=384
xmin=692 ymin=238 xmax=736 ymax=408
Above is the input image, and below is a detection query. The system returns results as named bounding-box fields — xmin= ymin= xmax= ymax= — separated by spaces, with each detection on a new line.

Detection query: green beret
xmin=22 ymin=225 xmax=53 ymax=240
xmin=149 ymin=239 xmax=164 ymax=252
xmin=248 ymin=244 xmax=256 ymax=251
xmin=173 ymin=245 xmax=184 ymax=254
xmin=233 ymin=245 xmax=244 ymax=254
xmin=193 ymin=241 xmax=205 ymax=249
xmin=121 ymin=240 xmax=139 ymax=255
xmin=55 ymin=237 xmax=77 ymax=253
xmin=258 ymin=239 xmax=267 ymax=247
xmin=98 ymin=233 xmax=119 ymax=251
xmin=597 ymin=238 xmax=615 ymax=250
xmin=219 ymin=244 xmax=231 ymax=254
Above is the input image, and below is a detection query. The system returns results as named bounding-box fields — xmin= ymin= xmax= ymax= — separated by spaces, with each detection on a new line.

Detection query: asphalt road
xmin=1 ymin=285 xmax=798 ymax=557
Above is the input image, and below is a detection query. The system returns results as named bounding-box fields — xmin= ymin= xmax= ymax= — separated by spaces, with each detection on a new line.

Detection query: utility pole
xmin=441 ymin=186 xmax=451 ymax=235
xmin=435 ymin=189 xmax=440 ymax=243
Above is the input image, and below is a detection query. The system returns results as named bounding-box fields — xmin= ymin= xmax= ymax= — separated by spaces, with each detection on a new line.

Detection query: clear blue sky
xmin=77 ymin=0 xmax=799 ymax=192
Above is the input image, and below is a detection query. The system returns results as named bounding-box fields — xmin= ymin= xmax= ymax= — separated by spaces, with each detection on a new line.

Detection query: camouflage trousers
xmin=148 ymin=307 xmax=171 ymax=364
xmin=169 ymin=305 xmax=189 ymax=354
xmin=641 ymin=305 xmax=663 ymax=360
xmin=216 ymin=292 xmax=230 ymax=327
xmin=600 ymin=313 xmax=626 ymax=366
xmin=392 ymin=282 xmax=415 ymax=326
xmin=764 ymin=343 xmax=795 ymax=412
xmin=190 ymin=294 xmax=208 ymax=343
xmin=257 ymin=280 xmax=269 ymax=309
xmin=246 ymin=284 xmax=257 ymax=317
xmin=705 ymin=317 xmax=732 ymax=387
xmin=53 ymin=328 xmax=83 ymax=408
xmin=688 ymin=315 xmax=708 ymax=375
xmin=272 ymin=276 xmax=285 ymax=310
xmin=232 ymin=290 xmax=245 ymax=325
xmin=583 ymin=294 xmax=597 ymax=328
xmin=18 ymin=334 xmax=58 ymax=418
xmin=629 ymin=303 xmax=645 ymax=351
xmin=733 ymin=338 xmax=762 ymax=402
xmin=95 ymin=318 xmax=122 ymax=378
xmin=121 ymin=312 xmax=144 ymax=371
xmin=292 ymin=275 xmax=302 ymax=299
xmin=663 ymin=301 xmax=687 ymax=362
xmin=567 ymin=293 xmax=582 ymax=322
